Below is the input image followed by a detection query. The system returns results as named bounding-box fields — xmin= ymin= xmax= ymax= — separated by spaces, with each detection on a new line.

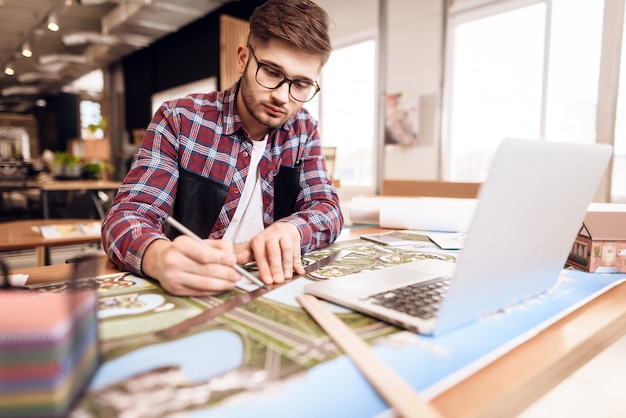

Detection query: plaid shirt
xmin=102 ymin=81 xmax=344 ymax=276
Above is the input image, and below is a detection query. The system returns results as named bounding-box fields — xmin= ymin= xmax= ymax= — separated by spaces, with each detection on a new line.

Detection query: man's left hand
xmin=235 ymin=221 xmax=305 ymax=284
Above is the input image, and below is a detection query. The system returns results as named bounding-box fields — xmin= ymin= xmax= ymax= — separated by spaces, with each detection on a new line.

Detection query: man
xmin=102 ymin=0 xmax=343 ymax=296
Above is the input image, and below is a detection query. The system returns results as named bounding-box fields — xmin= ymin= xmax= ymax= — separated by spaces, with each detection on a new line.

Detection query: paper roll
xmin=349 ymin=196 xmax=477 ymax=232
xmin=348 ymin=196 xmax=401 ymax=225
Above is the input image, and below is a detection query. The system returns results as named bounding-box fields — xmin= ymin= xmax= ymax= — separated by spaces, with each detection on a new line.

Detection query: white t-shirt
xmin=223 ymin=136 xmax=268 ymax=243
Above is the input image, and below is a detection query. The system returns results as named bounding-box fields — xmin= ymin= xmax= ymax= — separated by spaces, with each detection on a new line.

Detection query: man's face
xmin=237 ymin=39 xmax=322 ymax=136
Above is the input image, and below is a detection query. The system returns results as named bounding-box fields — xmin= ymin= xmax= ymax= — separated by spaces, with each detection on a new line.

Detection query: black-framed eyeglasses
xmin=247 ymin=44 xmax=320 ymax=103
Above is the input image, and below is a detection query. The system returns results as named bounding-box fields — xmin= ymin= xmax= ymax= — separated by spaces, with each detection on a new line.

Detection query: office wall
xmin=317 ymin=0 xmax=444 ymax=181
xmin=385 ymin=0 xmax=443 ymax=180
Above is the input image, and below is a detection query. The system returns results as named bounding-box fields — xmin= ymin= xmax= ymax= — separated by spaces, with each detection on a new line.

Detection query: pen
xmin=165 ymin=216 xmax=267 ymax=289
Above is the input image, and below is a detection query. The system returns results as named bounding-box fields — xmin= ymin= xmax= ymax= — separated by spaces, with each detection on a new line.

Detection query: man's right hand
xmin=141 ymin=236 xmax=242 ymax=296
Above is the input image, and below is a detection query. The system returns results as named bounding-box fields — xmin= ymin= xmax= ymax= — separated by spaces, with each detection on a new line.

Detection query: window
xmin=446 ymin=2 xmax=546 ymax=180
xmin=612 ymin=4 xmax=626 ymax=202
xmin=444 ymin=0 xmax=605 ymax=182
xmin=544 ymin=0 xmax=604 ymax=145
xmin=72 ymin=69 xmax=105 ymax=139
xmin=308 ymin=40 xmax=377 ymax=188
xmin=80 ymin=100 xmax=103 ymax=139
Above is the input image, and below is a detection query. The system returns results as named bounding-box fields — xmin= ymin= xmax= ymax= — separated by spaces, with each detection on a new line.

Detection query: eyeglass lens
xmin=256 ymin=66 xmax=317 ymax=102
xmin=249 ymin=46 xmax=319 ymax=102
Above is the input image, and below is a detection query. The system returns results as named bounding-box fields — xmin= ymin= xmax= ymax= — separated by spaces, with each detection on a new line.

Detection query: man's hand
xmin=142 ymin=236 xmax=241 ymax=296
xmin=236 ymin=221 xmax=305 ymax=284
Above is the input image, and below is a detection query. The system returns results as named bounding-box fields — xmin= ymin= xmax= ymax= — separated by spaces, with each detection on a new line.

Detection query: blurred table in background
xmin=0 ymin=218 xmax=102 ymax=266
xmin=37 ymin=179 xmax=121 ymax=218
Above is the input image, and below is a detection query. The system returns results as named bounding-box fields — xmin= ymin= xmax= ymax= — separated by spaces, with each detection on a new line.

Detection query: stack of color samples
xmin=0 ymin=290 xmax=100 ymax=417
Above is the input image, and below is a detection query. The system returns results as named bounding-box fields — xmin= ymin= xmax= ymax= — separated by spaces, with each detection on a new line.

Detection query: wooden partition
xmin=381 ymin=180 xmax=481 ymax=198
xmin=220 ymin=15 xmax=250 ymax=90
xmin=68 ymin=138 xmax=111 ymax=161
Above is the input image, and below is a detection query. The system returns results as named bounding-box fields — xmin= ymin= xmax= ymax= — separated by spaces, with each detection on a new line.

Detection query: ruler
xmin=156 ymin=249 xmax=351 ymax=338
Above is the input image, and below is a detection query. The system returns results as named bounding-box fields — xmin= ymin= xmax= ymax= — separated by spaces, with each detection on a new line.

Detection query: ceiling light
xmin=2 ymin=85 xmax=40 ymax=96
xmin=48 ymin=15 xmax=60 ymax=32
xmin=18 ymin=72 xmax=63 ymax=83
xmin=118 ymin=33 xmax=152 ymax=48
xmin=37 ymin=62 xmax=67 ymax=72
xmin=4 ymin=66 xmax=14 ymax=76
xmin=62 ymin=32 xmax=119 ymax=46
xmin=21 ymin=43 xmax=33 ymax=58
xmin=39 ymin=54 xmax=88 ymax=65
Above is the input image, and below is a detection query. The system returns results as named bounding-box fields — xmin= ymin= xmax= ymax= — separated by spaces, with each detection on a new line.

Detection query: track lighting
xmin=48 ymin=15 xmax=60 ymax=32
xmin=21 ymin=43 xmax=33 ymax=58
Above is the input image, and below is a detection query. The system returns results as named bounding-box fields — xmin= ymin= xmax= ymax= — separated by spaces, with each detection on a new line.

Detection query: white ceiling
xmin=0 ymin=0 xmax=232 ymax=113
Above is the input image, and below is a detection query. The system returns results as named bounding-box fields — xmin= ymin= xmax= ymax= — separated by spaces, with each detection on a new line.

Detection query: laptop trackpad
xmin=400 ymin=258 xmax=456 ymax=276
xmin=357 ymin=259 xmax=455 ymax=295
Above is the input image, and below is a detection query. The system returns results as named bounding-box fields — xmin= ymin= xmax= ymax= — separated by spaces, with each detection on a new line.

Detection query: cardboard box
xmin=568 ymin=210 xmax=626 ymax=273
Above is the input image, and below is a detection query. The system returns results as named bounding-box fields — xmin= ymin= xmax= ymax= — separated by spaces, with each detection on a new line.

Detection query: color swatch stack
xmin=0 ymin=290 xmax=100 ymax=417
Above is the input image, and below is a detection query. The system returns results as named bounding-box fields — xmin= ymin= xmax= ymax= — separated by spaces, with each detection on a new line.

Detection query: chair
xmin=322 ymin=146 xmax=340 ymax=187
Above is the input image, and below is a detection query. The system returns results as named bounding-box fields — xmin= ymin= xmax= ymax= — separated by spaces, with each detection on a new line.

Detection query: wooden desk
xmin=0 ymin=218 xmax=102 ymax=266
xmin=36 ymin=179 xmax=121 ymax=219
xmin=34 ymin=179 xmax=122 ymax=192
xmin=9 ymin=227 xmax=626 ymax=417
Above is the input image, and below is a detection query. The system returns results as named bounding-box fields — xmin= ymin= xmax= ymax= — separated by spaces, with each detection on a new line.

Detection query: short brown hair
xmin=248 ymin=0 xmax=333 ymax=65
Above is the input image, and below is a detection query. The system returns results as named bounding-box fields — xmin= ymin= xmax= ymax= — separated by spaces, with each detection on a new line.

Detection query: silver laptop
xmin=305 ymin=138 xmax=612 ymax=335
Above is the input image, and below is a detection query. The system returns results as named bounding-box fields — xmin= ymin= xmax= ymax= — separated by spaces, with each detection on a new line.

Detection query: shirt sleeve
xmin=278 ymin=118 xmax=344 ymax=254
xmin=101 ymin=102 xmax=181 ymax=275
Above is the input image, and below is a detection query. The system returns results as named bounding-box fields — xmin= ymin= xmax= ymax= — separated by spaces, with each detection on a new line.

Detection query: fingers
xmin=292 ymin=247 xmax=305 ymax=275
xmin=175 ymin=236 xmax=236 ymax=266
xmin=145 ymin=223 xmax=303 ymax=295
xmin=248 ymin=222 xmax=302 ymax=284
xmin=154 ymin=236 xmax=241 ymax=296
xmin=248 ymin=241 xmax=274 ymax=284
xmin=159 ymin=264 xmax=240 ymax=296
xmin=234 ymin=242 xmax=252 ymax=265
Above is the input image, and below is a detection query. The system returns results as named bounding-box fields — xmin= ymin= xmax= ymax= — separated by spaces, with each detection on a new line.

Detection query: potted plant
xmin=87 ymin=116 xmax=107 ymax=139
xmin=53 ymin=151 xmax=82 ymax=179
xmin=82 ymin=160 xmax=114 ymax=180
xmin=82 ymin=161 xmax=100 ymax=180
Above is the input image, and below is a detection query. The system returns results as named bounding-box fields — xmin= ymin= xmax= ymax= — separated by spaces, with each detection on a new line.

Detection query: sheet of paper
xmin=427 ymin=232 xmax=466 ymax=250
xmin=38 ymin=222 xmax=101 ymax=239
xmin=7 ymin=274 xmax=29 ymax=287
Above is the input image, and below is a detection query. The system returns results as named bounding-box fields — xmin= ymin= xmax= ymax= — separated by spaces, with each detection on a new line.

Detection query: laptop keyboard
xmin=367 ymin=278 xmax=451 ymax=319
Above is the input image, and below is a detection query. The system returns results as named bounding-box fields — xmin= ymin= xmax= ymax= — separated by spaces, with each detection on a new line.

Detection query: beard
xmin=239 ymin=66 xmax=295 ymax=130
